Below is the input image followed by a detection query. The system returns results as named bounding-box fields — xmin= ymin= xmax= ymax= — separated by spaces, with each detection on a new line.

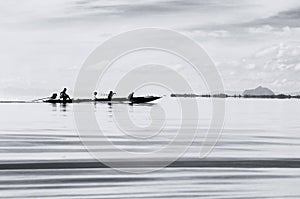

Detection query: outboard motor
xmin=50 ymin=93 xmax=57 ymax=99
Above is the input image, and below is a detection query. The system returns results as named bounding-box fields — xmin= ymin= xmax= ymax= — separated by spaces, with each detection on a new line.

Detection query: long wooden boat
xmin=43 ymin=96 xmax=161 ymax=104
xmin=95 ymin=96 xmax=161 ymax=103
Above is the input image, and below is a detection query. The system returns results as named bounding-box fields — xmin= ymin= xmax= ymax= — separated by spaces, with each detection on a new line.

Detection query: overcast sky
xmin=1 ymin=0 xmax=300 ymax=99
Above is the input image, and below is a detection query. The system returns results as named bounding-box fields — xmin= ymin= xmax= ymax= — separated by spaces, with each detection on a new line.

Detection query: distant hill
xmin=243 ymin=86 xmax=275 ymax=96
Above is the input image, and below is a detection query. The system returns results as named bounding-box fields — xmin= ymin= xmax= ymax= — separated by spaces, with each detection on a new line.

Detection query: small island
xmin=171 ymin=86 xmax=300 ymax=99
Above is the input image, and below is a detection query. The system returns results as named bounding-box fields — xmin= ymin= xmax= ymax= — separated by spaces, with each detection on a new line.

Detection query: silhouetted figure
xmin=50 ymin=93 xmax=57 ymax=100
xmin=93 ymin=91 xmax=98 ymax=100
xmin=60 ymin=88 xmax=70 ymax=101
xmin=108 ymin=91 xmax=116 ymax=101
xmin=128 ymin=92 xmax=134 ymax=101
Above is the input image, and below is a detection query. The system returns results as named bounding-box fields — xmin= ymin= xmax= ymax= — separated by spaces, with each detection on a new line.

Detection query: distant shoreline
xmin=170 ymin=93 xmax=300 ymax=99
xmin=0 ymin=100 xmax=28 ymax=103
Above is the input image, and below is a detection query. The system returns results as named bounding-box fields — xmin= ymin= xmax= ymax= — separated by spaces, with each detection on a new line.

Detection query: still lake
xmin=0 ymin=98 xmax=300 ymax=198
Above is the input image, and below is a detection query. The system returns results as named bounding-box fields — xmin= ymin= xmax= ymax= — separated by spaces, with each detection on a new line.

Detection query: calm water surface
xmin=0 ymin=98 xmax=300 ymax=198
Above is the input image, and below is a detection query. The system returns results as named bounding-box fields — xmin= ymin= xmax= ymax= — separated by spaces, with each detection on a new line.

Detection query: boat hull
xmin=43 ymin=99 xmax=73 ymax=103
xmin=130 ymin=96 xmax=161 ymax=103
xmin=95 ymin=96 xmax=161 ymax=103
xmin=44 ymin=96 xmax=161 ymax=104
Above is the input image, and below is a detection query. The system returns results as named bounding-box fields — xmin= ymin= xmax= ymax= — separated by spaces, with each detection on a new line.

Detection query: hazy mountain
xmin=243 ymin=86 xmax=275 ymax=96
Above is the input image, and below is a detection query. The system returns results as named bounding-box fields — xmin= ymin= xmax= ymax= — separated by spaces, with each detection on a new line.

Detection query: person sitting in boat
xmin=93 ymin=91 xmax=98 ymax=100
xmin=128 ymin=92 xmax=134 ymax=101
xmin=93 ymin=91 xmax=115 ymax=101
xmin=60 ymin=88 xmax=71 ymax=101
xmin=107 ymin=91 xmax=116 ymax=101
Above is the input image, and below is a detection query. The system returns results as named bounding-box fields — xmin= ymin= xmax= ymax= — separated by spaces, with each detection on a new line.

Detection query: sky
xmin=1 ymin=0 xmax=300 ymax=99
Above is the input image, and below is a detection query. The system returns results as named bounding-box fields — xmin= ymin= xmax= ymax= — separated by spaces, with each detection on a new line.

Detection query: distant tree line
xmin=170 ymin=93 xmax=300 ymax=99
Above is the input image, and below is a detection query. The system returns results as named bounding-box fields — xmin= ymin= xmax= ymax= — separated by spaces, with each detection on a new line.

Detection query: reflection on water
xmin=50 ymin=103 xmax=69 ymax=112
xmin=0 ymin=98 xmax=300 ymax=198
xmin=60 ymin=103 xmax=68 ymax=112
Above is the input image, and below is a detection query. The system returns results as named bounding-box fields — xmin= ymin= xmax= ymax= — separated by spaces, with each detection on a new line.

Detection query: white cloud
xmin=247 ymin=25 xmax=274 ymax=34
xmin=218 ymin=42 xmax=300 ymax=92
xmin=295 ymin=63 xmax=300 ymax=71
xmin=1 ymin=0 xmax=300 ymax=97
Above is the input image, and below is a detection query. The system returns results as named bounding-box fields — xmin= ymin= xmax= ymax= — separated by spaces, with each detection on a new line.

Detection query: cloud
xmin=245 ymin=63 xmax=256 ymax=69
xmin=70 ymin=0 xmax=244 ymax=17
xmin=218 ymin=42 xmax=300 ymax=92
xmin=245 ymin=7 xmax=300 ymax=28
xmin=186 ymin=30 xmax=230 ymax=39
xmin=1 ymin=0 xmax=300 ymax=97
xmin=295 ymin=63 xmax=300 ymax=71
